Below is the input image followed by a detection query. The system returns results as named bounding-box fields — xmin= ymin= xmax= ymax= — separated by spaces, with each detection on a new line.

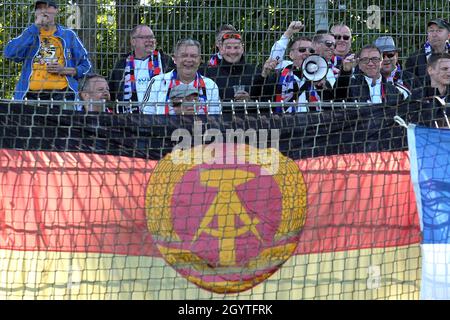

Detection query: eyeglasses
xmin=133 ymin=35 xmax=156 ymax=40
xmin=359 ymin=57 xmax=382 ymax=64
xmin=333 ymin=34 xmax=351 ymax=41
xmin=222 ymin=33 xmax=242 ymax=41
xmin=293 ymin=47 xmax=315 ymax=53
xmin=321 ymin=40 xmax=336 ymax=48
xmin=382 ymin=52 xmax=397 ymax=59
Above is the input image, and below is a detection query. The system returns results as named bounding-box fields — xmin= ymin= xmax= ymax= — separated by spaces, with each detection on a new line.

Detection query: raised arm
xmin=269 ymin=21 xmax=304 ymax=68
xmin=4 ymin=24 xmax=40 ymax=62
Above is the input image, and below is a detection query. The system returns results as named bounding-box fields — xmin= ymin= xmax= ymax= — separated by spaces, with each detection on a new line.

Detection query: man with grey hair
xmin=143 ymin=38 xmax=220 ymax=115
xmin=108 ymin=24 xmax=173 ymax=111
xmin=79 ymin=73 xmax=112 ymax=112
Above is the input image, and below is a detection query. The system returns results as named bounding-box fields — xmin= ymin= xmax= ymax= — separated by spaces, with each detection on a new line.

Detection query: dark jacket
xmin=335 ymin=69 xmax=406 ymax=105
xmin=391 ymin=69 xmax=422 ymax=99
xmin=203 ymin=56 xmax=264 ymax=100
xmin=260 ymin=65 xmax=334 ymax=112
xmin=414 ymin=85 xmax=450 ymax=125
xmin=108 ymin=50 xmax=173 ymax=102
xmin=405 ymin=47 xmax=429 ymax=86
xmin=418 ymin=85 xmax=450 ymax=102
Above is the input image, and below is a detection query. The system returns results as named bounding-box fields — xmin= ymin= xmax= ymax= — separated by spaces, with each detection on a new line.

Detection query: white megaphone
xmin=301 ymin=54 xmax=328 ymax=82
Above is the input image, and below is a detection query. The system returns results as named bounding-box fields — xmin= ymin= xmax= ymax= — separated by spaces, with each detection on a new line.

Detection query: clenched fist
xmin=283 ymin=21 xmax=304 ymax=38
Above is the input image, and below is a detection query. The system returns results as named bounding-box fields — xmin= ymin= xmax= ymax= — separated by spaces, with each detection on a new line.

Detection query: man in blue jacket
xmin=4 ymin=1 xmax=91 ymax=101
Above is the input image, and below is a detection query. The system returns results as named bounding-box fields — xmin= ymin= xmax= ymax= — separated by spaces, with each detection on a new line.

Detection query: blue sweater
xmin=4 ymin=24 xmax=92 ymax=100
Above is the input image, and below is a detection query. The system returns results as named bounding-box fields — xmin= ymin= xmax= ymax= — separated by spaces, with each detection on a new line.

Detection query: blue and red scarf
xmin=329 ymin=55 xmax=342 ymax=77
xmin=424 ymin=41 xmax=450 ymax=60
xmin=123 ymin=50 xmax=161 ymax=101
xmin=275 ymin=65 xmax=320 ymax=113
xmin=208 ymin=53 xmax=221 ymax=67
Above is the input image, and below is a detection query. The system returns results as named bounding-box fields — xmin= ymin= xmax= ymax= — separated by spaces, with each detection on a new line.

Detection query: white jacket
xmin=142 ymin=70 xmax=221 ymax=114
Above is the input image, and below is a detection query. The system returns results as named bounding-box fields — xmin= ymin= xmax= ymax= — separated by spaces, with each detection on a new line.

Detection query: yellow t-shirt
xmin=29 ymin=28 xmax=68 ymax=91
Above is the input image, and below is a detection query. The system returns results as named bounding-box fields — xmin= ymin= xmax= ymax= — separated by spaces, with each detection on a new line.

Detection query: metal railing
xmin=0 ymin=99 xmax=377 ymax=113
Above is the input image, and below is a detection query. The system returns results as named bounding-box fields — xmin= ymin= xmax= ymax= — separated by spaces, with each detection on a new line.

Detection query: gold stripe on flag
xmin=0 ymin=244 xmax=421 ymax=300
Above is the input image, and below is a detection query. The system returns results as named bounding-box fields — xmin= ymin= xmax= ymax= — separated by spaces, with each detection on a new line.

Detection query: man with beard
xmin=406 ymin=18 xmax=450 ymax=86
xmin=108 ymin=25 xmax=173 ymax=112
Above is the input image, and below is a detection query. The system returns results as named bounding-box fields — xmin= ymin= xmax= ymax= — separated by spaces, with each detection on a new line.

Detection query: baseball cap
xmin=34 ymin=1 xmax=58 ymax=10
xmin=169 ymin=83 xmax=199 ymax=100
xmin=374 ymin=36 xmax=398 ymax=52
xmin=427 ymin=18 xmax=450 ymax=31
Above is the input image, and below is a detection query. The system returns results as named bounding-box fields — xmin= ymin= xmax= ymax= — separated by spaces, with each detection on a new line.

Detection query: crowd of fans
xmin=4 ymin=1 xmax=450 ymax=115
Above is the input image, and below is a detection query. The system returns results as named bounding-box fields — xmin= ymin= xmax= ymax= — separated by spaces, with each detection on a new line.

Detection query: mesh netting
xmin=0 ymin=99 xmax=445 ymax=299
xmin=1 ymin=0 xmax=450 ymax=300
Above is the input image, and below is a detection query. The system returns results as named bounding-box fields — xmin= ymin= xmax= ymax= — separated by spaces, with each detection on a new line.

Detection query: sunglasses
xmin=382 ymin=52 xmax=396 ymax=59
xmin=222 ymin=33 xmax=242 ymax=41
xmin=321 ymin=40 xmax=336 ymax=48
xmin=294 ymin=47 xmax=315 ymax=53
xmin=333 ymin=34 xmax=351 ymax=41
xmin=359 ymin=57 xmax=382 ymax=64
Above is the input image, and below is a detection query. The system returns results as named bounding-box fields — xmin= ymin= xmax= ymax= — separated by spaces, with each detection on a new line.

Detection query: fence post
xmin=315 ymin=0 xmax=329 ymax=32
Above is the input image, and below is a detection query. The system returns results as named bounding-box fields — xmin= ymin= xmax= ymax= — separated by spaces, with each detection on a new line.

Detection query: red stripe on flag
xmin=297 ymin=151 xmax=420 ymax=254
xmin=0 ymin=149 xmax=420 ymax=256
xmin=0 ymin=150 xmax=158 ymax=256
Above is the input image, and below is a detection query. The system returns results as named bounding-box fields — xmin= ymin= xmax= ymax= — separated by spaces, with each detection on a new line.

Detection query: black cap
xmin=427 ymin=18 xmax=450 ymax=31
xmin=34 ymin=1 xmax=58 ymax=10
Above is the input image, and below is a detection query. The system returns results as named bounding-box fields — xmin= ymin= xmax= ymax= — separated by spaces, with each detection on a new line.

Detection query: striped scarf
xmin=275 ymin=65 xmax=320 ymax=113
xmin=208 ymin=53 xmax=222 ymax=67
xmin=275 ymin=65 xmax=298 ymax=113
xmin=424 ymin=41 xmax=450 ymax=60
xmin=123 ymin=50 xmax=161 ymax=101
xmin=329 ymin=55 xmax=342 ymax=77
xmin=165 ymin=70 xmax=208 ymax=115
xmin=386 ymin=64 xmax=412 ymax=97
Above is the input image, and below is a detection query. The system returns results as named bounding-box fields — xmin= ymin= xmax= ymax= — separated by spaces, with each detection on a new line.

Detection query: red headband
xmin=222 ymin=33 xmax=242 ymax=41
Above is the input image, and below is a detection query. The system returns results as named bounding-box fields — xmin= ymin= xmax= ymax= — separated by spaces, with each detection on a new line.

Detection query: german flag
xmin=0 ymin=102 xmax=433 ymax=299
